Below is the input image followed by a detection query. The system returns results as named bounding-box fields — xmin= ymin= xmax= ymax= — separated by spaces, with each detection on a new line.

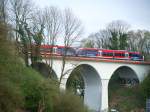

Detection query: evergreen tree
xmin=119 ymin=33 xmax=128 ymax=50
xmin=109 ymin=31 xmax=119 ymax=50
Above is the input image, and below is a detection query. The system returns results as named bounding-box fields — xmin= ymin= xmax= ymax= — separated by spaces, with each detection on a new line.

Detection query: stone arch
xmin=108 ymin=66 xmax=140 ymax=110
xmin=66 ymin=64 xmax=102 ymax=111
xmin=110 ymin=66 xmax=140 ymax=85
xmin=31 ymin=62 xmax=58 ymax=79
xmin=108 ymin=66 xmax=140 ymax=109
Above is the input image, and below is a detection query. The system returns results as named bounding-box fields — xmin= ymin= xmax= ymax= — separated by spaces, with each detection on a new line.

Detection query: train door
xmin=53 ymin=47 xmax=57 ymax=55
xmin=97 ymin=50 xmax=102 ymax=57
xmin=125 ymin=52 xmax=129 ymax=59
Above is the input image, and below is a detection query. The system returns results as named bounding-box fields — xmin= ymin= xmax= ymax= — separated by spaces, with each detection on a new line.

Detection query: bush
xmin=0 ymin=22 xmax=56 ymax=112
xmin=0 ymin=80 xmax=23 ymax=112
xmin=140 ymin=73 xmax=150 ymax=99
xmin=0 ymin=22 xmax=24 ymax=112
xmin=20 ymin=68 xmax=58 ymax=112
xmin=53 ymin=91 xmax=89 ymax=112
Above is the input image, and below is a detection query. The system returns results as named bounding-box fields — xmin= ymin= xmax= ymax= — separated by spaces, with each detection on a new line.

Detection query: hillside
xmin=0 ymin=22 xmax=89 ymax=112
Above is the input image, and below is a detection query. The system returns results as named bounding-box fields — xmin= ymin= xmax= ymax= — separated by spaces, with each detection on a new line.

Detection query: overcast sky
xmin=33 ymin=0 xmax=150 ymax=37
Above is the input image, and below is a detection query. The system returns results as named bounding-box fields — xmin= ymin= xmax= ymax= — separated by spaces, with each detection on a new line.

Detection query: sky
xmin=33 ymin=0 xmax=150 ymax=38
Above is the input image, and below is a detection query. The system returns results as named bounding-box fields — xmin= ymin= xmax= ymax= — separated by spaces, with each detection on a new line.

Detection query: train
xmin=40 ymin=45 xmax=144 ymax=61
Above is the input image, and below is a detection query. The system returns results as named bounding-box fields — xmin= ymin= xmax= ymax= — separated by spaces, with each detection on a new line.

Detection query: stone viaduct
xmin=30 ymin=56 xmax=150 ymax=112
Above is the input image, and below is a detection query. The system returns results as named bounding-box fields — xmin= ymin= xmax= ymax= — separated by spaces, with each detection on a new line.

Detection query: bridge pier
xmin=101 ymin=79 xmax=109 ymax=112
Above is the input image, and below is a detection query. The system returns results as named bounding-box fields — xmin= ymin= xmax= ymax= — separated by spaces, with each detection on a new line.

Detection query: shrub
xmin=20 ymin=68 xmax=58 ymax=112
xmin=0 ymin=22 xmax=24 ymax=112
xmin=53 ymin=91 xmax=89 ymax=112
xmin=0 ymin=80 xmax=23 ymax=112
xmin=0 ymin=22 xmax=56 ymax=112
xmin=140 ymin=73 xmax=150 ymax=99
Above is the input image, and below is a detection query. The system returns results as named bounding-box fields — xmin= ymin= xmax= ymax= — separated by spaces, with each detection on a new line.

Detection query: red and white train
xmin=40 ymin=45 xmax=144 ymax=61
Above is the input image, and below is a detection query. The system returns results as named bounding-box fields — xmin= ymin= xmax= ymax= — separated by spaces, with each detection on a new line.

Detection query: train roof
xmin=40 ymin=45 xmax=142 ymax=54
xmin=129 ymin=51 xmax=141 ymax=54
xmin=40 ymin=45 xmax=57 ymax=48
xmin=40 ymin=45 xmax=74 ymax=49
xmin=78 ymin=48 xmax=99 ymax=50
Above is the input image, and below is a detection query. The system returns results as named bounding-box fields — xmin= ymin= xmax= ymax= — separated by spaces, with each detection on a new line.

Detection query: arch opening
xmin=66 ymin=67 xmax=85 ymax=99
xmin=108 ymin=66 xmax=140 ymax=111
xmin=31 ymin=62 xmax=58 ymax=80
xmin=66 ymin=64 xmax=102 ymax=111
xmin=109 ymin=66 xmax=139 ymax=87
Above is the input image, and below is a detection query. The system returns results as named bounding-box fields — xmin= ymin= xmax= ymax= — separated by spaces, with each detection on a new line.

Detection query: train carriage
xmin=39 ymin=45 xmax=144 ymax=61
xmin=77 ymin=48 xmax=99 ymax=57
xmin=129 ymin=51 xmax=144 ymax=61
xmin=76 ymin=48 xmax=144 ymax=61
xmin=40 ymin=45 xmax=76 ymax=56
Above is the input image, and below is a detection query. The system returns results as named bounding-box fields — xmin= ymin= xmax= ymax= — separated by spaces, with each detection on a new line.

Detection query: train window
xmin=57 ymin=47 xmax=76 ymax=56
xmin=129 ymin=53 xmax=140 ymax=57
xmin=40 ymin=48 xmax=45 ymax=51
xmin=102 ymin=52 xmax=113 ymax=56
xmin=77 ymin=49 xmax=98 ymax=56
xmin=57 ymin=48 xmax=66 ymax=54
xmin=98 ymin=51 xmax=102 ymax=56
xmin=115 ymin=53 xmax=125 ymax=57
xmin=108 ymin=53 xmax=113 ymax=56
xmin=40 ymin=48 xmax=52 ymax=52
xmin=125 ymin=53 xmax=129 ymax=57
xmin=86 ymin=50 xmax=97 ymax=55
xmin=78 ymin=50 xmax=86 ymax=55
xmin=57 ymin=48 xmax=63 ymax=53
xmin=53 ymin=47 xmax=57 ymax=53
xmin=50 ymin=48 xmax=53 ymax=52
xmin=66 ymin=48 xmax=76 ymax=55
xmin=102 ymin=52 xmax=106 ymax=56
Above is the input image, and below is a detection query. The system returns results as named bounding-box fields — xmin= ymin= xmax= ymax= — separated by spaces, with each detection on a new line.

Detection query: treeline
xmin=81 ymin=20 xmax=150 ymax=60
xmin=0 ymin=0 xmax=83 ymax=67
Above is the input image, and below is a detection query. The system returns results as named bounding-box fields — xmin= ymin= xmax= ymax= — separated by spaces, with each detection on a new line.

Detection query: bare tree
xmin=144 ymin=31 xmax=150 ymax=55
xmin=59 ymin=8 xmax=83 ymax=84
xmin=43 ymin=6 xmax=62 ymax=75
xmin=10 ymin=0 xmax=33 ymax=41
xmin=127 ymin=31 xmax=138 ymax=51
xmin=80 ymin=30 xmax=110 ymax=49
xmin=80 ymin=34 xmax=95 ymax=48
xmin=128 ymin=30 xmax=146 ymax=51
xmin=10 ymin=0 xmax=34 ymax=66
xmin=16 ymin=8 xmax=45 ymax=66
xmin=128 ymin=30 xmax=150 ymax=60
xmin=107 ymin=20 xmax=129 ymax=33
xmin=30 ymin=9 xmax=45 ymax=64
xmin=94 ymin=30 xmax=111 ymax=49
xmin=44 ymin=6 xmax=61 ymax=45
xmin=0 ymin=0 xmax=8 ymax=23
